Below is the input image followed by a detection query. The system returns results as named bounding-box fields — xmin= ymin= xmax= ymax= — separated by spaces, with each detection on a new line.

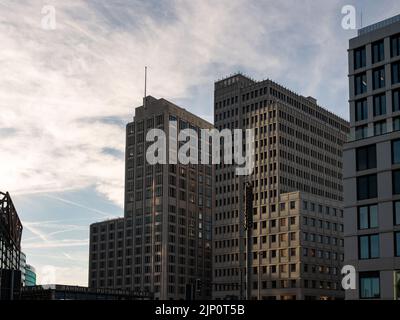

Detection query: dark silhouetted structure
xmin=0 ymin=191 xmax=23 ymax=300
xmin=21 ymin=284 xmax=153 ymax=300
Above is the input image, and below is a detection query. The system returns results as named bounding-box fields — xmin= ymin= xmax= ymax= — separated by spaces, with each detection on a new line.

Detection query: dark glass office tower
xmin=89 ymin=96 xmax=214 ymax=300
xmin=344 ymin=15 xmax=400 ymax=300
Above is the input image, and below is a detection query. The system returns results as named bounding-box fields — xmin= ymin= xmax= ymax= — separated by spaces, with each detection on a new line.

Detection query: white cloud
xmin=0 ymin=0 xmax=354 ymax=206
xmin=23 ymin=238 xmax=88 ymax=249
xmin=0 ymin=0 xmax=368 ymax=208
xmin=42 ymin=194 xmax=116 ymax=218
xmin=37 ymin=265 xmax=88 ymax=286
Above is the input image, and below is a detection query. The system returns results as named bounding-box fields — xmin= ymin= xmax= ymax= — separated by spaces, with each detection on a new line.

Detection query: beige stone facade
xmin=213 ymin=74 xmax=349 ymax=300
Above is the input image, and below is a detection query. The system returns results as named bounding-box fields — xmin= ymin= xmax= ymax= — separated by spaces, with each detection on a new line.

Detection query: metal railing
xmin=358 ymin=14 xmax=400 ymax=36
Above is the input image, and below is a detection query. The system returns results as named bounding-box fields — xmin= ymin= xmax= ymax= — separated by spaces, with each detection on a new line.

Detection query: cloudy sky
xmin=1 ymin=0 xmax=399 ymax=286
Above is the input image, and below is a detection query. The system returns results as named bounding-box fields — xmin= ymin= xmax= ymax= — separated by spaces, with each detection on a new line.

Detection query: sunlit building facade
xmin=213 ymin=74 xmax=349 ymax=300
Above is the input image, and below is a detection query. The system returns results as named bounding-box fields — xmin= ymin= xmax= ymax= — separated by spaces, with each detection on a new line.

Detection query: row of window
xmin=302 ymin=232 xmax=344 ymax=246
xmin=354 ymin=62 xmax=400 ymax=95
xmin=215 ymin=246 xmax=343 ymax=264
xmin=358 ymin=232 xmax=400 ymax=259
xmin=246 ymin=86 xmax=346 ymax=131
xmin=359 ymin=271 xmax=400 ymax=299
xmin=356 ymin=140 xmax=400 ymax=199
xmin=355 ymin=115 xmax=400 ymax=140
xmin=356 ymin=139 xmax=400 ymax=172
xmin=302 ymin=201 xmax=343 ymax=216
xmin=214 ymin=263 xmax=340 ymax=279
xmin=303 ymin=218 xmax=344 ymax=232
xmin=136 ymin=115 xmax=201 ymax=133
xmin=91 ymin=221 xmax=124 ymax=234
xmin=355 ymin=89 xmax=400 ymax=121
xmin=358 ymin=202 xmax=400 ymax=229
xmin=215 ymin=279 xmax=341 ymax=292
xmin=356 ymin=171 xmax=400 ymax=200
xmin=354 ymin=35 xmax=400 ymax=70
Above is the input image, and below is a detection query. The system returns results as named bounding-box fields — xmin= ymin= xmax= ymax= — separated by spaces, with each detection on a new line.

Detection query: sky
xmin=1 ymin=0 xmax=399 ymax=286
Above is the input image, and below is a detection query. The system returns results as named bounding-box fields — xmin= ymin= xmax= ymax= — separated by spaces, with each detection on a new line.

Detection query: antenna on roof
xmin=144 ymin=66 xmax=148 ymax=108
xmin=360 ymin=9 xmax=363 ymax=28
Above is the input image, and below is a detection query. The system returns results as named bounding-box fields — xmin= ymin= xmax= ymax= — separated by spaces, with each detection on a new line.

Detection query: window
xmin=355 ymin=99 xmax=368 ymax=121
xmin=359 ymin=234 xmax=380 ymax=259
xmin=393 ymin=170 xmax=400 ymax=194
xmin=393 ymin=62 xmax=400 ymax=85
xmin=146 ymin=117 xmax=154 ymax=129
xmin=392 ymin=140 xmax=400 ymax=164
xmin=358 ymin=204 xmax=378 ymax=229
xmin=373 ymin=67 xmax=385 ymax=90
xmin=169 ymin=187 xmax=176 ymax=198
xmin=372 ymin=40 xmax=384 ymax=63
xmin=394 ymin=116 xmax=400 ymax=132
xmin=395 ymin=201 xmax=400 ymax=225
xmin=396 ymin=232 xmax=400 ymax=257
xmin=354 ymin=46 xmax=366 ymax=69
xmin=356 ymin=144 xmax=376 ymax=171
xmin=357 ymin=174 xmax=377 ymax=200
xmin=392 ymin=34 xmax=400 ymax=57
xmin=360 ymin=272 xmax=380 ymax=299
xmin=393 ymin=89 xmax=400 ymax=113
xmin=373 ymin=94 xmax=386 ymax=116
xmin=156 ymin=114 xmax=164 ymax=126
xmin=374 ymin=120 xmax=386 ymax=136
xmin=355 ymin=124 xmax=368 ymax=140
xmin=355 ymin=73 xmax=367 ymax=95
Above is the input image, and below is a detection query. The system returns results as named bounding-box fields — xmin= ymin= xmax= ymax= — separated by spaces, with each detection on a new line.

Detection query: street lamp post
xmin=244 ymin=182 xmax=254 ymax=301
